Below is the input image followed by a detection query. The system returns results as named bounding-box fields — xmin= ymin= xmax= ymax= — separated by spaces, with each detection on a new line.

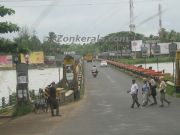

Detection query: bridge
xmin=0 ymin=61 xmax=180 ymax=135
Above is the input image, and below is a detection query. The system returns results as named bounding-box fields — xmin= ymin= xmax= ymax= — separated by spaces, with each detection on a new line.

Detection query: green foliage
xmin=13 ymin=103 xmax=33 ymax=117
xmin=159 ymin=28 xmax=180 ymax=42
xmin=14 ymin=27 xmax=42 ymax=54
xmin=0 ymin=22 xmax=19 ymax=33
xmin=164 ymin=73 xmax=173 ymax=82
xmin=166 ymin=84 xmax=175 ymax=96
xmin=90 ymin=31 xmax=144 ymax=54
xmin=118 ymin=57 xmax=172 ymax=65
xmin=0 ymin=38 xmax=18 ymax=53
xmin=0 ymin=5 xmax=15 ymax=17
xmin=0 ymin=5 xmax=19 ymax=34
xmin=176 ymin=94 xmax=180 ymax=98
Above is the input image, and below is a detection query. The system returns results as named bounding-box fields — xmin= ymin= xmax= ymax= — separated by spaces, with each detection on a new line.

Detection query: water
xmin=136 ymin=62 xmax=174 ymax=74
xmin=0 ymin=68 xmax=63 ymax=99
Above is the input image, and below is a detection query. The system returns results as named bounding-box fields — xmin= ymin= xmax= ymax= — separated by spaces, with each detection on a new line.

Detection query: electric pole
xmin=129 ymin=0 xmax=135 ymax=33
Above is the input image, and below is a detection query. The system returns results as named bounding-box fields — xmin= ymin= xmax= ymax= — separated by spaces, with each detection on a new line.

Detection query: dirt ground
xmin=0 ymin=99 xmax=85 ymax=135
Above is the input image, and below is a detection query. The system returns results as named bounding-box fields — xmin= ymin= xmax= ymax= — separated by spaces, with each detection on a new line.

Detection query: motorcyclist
xmin=91 ymin=65 xmax=98 ymax=74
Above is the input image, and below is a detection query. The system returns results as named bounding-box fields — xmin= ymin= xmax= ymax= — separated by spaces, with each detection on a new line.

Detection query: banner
xmin=131 ymin=40 xmax=143 ymax=52
xmin=0 ymin=55 xmax=13 ymax=67
xmin=20 ymin=52 xmax=44 ymax=64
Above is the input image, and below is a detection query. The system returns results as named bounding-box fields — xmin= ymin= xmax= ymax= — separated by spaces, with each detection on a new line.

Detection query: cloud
xmin=1 ymin=0 xmax=180 ymax=41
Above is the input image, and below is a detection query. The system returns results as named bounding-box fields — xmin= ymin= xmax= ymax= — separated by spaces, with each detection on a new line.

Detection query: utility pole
xmin=158 ymin=3 xmax=162 ymax=31
xmin=129 ymin=0 xmax=135 ymax=33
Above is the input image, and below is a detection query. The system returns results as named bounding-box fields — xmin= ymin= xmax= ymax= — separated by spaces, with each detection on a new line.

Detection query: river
xmin=0 ymin=68 xmax=63 ymax=99
xmin=136 ymin=62 xmax=174 ymax=74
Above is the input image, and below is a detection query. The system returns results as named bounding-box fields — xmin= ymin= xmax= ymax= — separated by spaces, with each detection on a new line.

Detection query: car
xmin=100 ymin=60 xmax=108 ymax=67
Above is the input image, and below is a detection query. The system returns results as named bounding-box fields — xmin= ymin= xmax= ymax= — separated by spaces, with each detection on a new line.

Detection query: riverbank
xmin=117 ymin=56 xmax=174 ymax=65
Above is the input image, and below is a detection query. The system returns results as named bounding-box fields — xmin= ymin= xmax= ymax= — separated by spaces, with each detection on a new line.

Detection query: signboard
xmin=109 ymin=52 xmax=115 ymax=56
xmin=169 ymin=43 xmax=177 ymax=56
xmin=0 ymin=55 xmax=13 ymax=67
xmin=66 ymin=65 xmax=74 ymax=81
xmin=153 ymin=44 xmax=161 ymax=56
xmin=20 ymin=52 xmax=44 ymax=64
xmin=64 ymin=55 xmax=75 ymax=65
xmin=141 ymin=47 xmax=148 ymax=57
xmin=45 ymin=56 xmax=56 ymax=65
xmin=131 ymin=40 xmax=142 ymax=52
xmin=17 ymin=76 xmax=28 ymax=84
xmin=64 ymin=51 xmax=75 ymax=55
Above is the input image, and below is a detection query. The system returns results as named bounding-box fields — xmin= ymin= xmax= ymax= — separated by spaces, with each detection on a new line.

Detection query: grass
xmin=117 ymin=56 xmax=173 ymax=65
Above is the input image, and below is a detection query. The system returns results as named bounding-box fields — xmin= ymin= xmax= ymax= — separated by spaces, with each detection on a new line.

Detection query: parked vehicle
xmin=100 ymin=60 xmax=108 ymax=67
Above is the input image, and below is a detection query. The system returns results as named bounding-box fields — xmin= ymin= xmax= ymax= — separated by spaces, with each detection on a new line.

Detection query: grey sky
xmin=1 ymin=0 xmax=180 ymax=41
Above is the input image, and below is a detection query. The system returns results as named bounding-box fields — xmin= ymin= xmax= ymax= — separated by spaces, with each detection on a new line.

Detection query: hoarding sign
xmin=131 ymin=40 xmax=142 ymax=52
xmin=20 ymin=52 xmax=44 ymax=64
xmin=0 ymin=55 xmax=13 ymax=67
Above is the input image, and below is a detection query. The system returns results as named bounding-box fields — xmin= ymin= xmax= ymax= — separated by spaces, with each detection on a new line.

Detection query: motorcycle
xmin=92 ymin=70 xmax=98 ymax=78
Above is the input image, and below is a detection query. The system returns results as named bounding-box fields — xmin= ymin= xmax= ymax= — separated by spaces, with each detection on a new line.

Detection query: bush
xmin=13 ymin=103 xmax=33 ymax=117
xmin=164 ymin=73 xmax=173 ymax=82
xmin=176 ymin=94 xmax=180 ymax=98
xmin=166 ymin=85 xmax=175 ymax=96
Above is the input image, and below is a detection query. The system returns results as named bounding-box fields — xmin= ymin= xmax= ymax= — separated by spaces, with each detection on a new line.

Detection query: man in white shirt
xmin=159 ymin=77 xmax=171 ymax=107
xmin=129 ymin=80 xmax=140 ymax=108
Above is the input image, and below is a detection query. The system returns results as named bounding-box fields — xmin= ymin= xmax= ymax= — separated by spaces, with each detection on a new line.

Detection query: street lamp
xmin=156 ymin=57 xmax=159 ymax=72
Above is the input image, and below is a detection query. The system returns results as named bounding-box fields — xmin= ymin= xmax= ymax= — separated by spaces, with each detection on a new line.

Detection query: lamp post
xmin=156 ymin=56 xmax=159 ymax=72
xmin=144 ymin=56 xmax=147 ymax=69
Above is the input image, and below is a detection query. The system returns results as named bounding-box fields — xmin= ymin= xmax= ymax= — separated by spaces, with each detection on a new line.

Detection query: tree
xmin=14 ymin=27 xmax=31 ymax=54
xmin=159 ymin=28 xmax=169 ymax=42
xmin=168 ymin=30 xmax=176 ymax=42
xmin=47 ymin=32 xmax=57 ymax=42
xmin=0 ymin=5 xmax=19 ymax=33
xmin=0 ymin=38 xmax=18 ymax=53
xmin=42 ymin=32 xmax=60 ymax=55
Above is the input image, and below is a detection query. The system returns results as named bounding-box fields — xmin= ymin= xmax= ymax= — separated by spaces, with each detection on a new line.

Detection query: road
xmin=1 ymin=62 xmax=180 ymax=135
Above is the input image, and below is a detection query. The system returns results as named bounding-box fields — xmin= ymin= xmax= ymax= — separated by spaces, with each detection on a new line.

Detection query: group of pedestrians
xmin=128 ymin=77 xmax=171 ymax=108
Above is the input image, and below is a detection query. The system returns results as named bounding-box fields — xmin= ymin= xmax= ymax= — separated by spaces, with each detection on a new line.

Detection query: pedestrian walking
xmin=159 ymin=77 xmax=171 ymax=107
xmin=142 ymin=79 xmax=151 ymax=107
xmin=149 ymin=77 xmax=157 ymax=105
xmin=128 ymin=80 xmax=140 ymax=108
xmin=49 ymin=82 xmax=60 ymax=116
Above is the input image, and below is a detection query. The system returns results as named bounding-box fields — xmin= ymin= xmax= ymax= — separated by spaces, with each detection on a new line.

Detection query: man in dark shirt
xmin=49 ymin=82 xmax=59 ymax=116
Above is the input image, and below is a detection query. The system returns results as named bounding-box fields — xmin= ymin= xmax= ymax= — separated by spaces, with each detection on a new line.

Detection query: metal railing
xmin=0 ymin=95 xmax=17 ymax=112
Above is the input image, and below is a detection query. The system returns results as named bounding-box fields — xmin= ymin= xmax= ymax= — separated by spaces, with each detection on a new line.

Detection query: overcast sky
xmin=1 ymin=0 xmax=180 ymax=41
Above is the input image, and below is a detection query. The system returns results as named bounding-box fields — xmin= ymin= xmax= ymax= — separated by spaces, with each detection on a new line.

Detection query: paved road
xmin=49 ymin=62 xmax=180 ymax=135
xmin=0 ymin=62 xmax=180 ymax=135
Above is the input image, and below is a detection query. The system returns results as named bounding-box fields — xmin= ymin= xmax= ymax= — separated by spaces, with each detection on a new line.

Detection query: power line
xmin=0 ymin=0 xmax=165 ymax=3
xmin=1 ymin=3 xmax=128 ymax=8
xmin=1 ymin=1 xmax=166 ymax=8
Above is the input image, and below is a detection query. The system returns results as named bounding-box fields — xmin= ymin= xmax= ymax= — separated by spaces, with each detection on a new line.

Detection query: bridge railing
xmin=0 ymin=95 xmax=17 ymax=113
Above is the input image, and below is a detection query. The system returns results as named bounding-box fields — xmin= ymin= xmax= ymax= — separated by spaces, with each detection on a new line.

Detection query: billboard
xmin=131 ymin=40 xmax=142 ymax=52
xmin=157 ymin=43 xmax=169 ymax=55
xmin=0 ymin=55 xmax=13 ymax=67
xmin=20 ymin=52 xmax=44 ymax=64
xmin=45 ymin=56 xmax=56 ymax=65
